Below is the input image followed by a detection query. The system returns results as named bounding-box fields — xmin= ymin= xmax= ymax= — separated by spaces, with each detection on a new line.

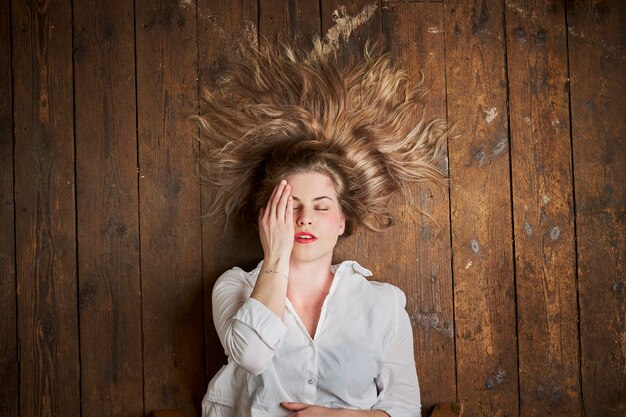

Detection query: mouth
xmin=294 ymin=232 xmax=317 ymax=244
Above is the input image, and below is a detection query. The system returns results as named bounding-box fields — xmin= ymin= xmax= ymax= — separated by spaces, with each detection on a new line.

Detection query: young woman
xmin=193 ymin=37 xmax=452 ymax=417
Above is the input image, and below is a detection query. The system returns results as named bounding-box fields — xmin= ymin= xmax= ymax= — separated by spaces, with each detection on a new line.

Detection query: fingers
xmin=278 ymin=184 xmax=292 ymax=223
xmin=280 ymin=402 xmax=309 ymax=411
xmin=263 ymin=181 xmax=280 ymax=220
xmin=271 ymin=180 xmax=289 ymax=220
xmin=269 ymin=180 xmax=290 ymax=222
xmin=285 ymin=195 xmax=293 ymax=224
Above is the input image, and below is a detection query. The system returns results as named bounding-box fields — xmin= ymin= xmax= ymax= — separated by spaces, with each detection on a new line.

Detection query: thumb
xmin=280 ymin=402 xmax=309 ymax=411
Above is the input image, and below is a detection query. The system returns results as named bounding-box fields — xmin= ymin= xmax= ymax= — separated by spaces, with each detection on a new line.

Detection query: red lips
xmin=294 ymin=232 xmax=317 ymax=244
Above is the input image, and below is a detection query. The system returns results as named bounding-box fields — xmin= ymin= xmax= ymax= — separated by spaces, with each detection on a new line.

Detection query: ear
xmin=339 ymin=214 xmax=346 ymax=235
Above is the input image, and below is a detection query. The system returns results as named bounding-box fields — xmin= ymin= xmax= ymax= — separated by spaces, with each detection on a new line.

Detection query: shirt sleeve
xmin=371 ymin=286 xmax=421 ymax=417
xmin=212 ymin=268 xmax=288 ymax=375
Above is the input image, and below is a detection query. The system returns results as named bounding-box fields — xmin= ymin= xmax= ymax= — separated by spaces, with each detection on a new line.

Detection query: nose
xmin=296 ymin=207 xmax=312 ymax=225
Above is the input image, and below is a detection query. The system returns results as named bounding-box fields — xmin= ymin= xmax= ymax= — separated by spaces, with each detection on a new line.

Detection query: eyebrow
xmin=291 ymin=196 xmax=334 ymax=202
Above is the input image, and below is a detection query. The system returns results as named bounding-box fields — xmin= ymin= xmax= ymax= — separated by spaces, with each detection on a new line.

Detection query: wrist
xmin=262 ymin=256 xmax=290 ymax=271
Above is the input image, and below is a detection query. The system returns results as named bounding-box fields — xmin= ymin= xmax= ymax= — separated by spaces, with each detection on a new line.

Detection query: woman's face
xmin=286 ymin=171 xmax=346 ymax=264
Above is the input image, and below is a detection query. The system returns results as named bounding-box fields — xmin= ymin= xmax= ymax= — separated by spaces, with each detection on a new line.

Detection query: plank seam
xmin=69 ymin=0 xmax=83 ymax=415
xmin=318 ymin=0 xmax=323 ymax=36
xmin=499 ymin=2 xmax=523 ymax=416
xmin=194 ymin=0 xmax=210 ymax=392
xmin=9 ymin=0 xmax=20 ymax=414
xmin=563 ymin=2 xmax=586 ymax=416
xmin=132 ymin=0 xmax=146 ymax=415
xmin=256 ymin=0 xmax=261 ymax=45
xmin=440 ymin=0 xmax=459 ymax=406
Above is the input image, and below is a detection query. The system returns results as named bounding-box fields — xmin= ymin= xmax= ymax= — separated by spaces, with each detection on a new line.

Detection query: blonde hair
xmin=192 ymin=36 xmax=454 ymax=236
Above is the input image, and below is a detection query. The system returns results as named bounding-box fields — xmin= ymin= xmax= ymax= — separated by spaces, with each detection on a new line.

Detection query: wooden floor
xmin=1 ymin=1 xmax=624 ymax=416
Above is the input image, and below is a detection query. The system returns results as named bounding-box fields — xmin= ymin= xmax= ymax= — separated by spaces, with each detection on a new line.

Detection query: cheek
xmin=324 ymin=212 xmax=343 ymax=229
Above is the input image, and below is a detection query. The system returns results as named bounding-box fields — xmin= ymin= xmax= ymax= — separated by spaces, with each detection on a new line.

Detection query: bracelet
xmin=261 ymin=269 xmax=289 ymax=280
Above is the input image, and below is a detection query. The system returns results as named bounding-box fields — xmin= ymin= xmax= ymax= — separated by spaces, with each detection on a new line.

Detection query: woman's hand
xmin=259 ymin=179 xmax=294 ymax=265
xmin=280 ymin=402 xmax=341 ymax=416
xmin=249 ymin=179 xmax=292 ymax=320
xmin=281 ymin=402 xmax=390 ymax=417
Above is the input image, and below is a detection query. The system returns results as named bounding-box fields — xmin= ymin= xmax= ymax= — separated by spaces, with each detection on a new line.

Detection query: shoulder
xmin=213 ymin=260 xmax=263 ymax=293
xmin=336 ymin=260 xmax=407 ymax=309
xmin=368 ymin=280 xmax=407 ymax=309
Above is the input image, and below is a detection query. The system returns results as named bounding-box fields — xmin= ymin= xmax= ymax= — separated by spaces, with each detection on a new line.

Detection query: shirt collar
xmin=252 ymin=259 xmax=372 ymax=278
xmin=331 ymin=260 xmax=373 ymax=277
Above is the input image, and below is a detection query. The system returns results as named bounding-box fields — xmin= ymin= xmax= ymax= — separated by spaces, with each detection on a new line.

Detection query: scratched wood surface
xmin=4 ymin=1 xmax=625 ymax=416
xmin=567 ymin=0 xmax=625 ymax=416
xmin=136 ymin=0 xmax=206 ymax=415
xmin=11 ymin=1 xmax=81 ymax=416
xmin=0 ymin=0 xmax=17 ymax=415
xmin=379 ymin=2 xmax=456 ymax=412
xmin=197 ymin=0 xmax=263 ymax=385
xmin=73 ymin=0 xmax=144 ymax=415
xmin=505 ymin=2 xmax=581 ymax=416
xmin=444 ymin=1 xmax=519 ymax=416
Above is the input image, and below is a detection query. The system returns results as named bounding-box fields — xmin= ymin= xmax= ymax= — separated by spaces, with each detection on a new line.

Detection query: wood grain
xmin=0 ymin=0 xmax=18 ymax=414
xmin=73 ymin=0 xmax=143 ymax=415
xmin=259 ymin=0 xmax=320 ymax=46
xmin=381 ymin=2 xmax=456 ymax=413
xmin=136 ymin=0 xmax=204 ymax=415
xmin=505 ymin=1 xmax=582 ymax=416
xmin=4 ymin=1 xmax=625 ymax=415
xmin=443 ymin=0 xmax=519 ymax=415
xmin=567 ymin=0 xmax=626 ymax=415
xmin=12 ymin=0 xmax=80 ymax=416
xmin=197 ymin=0 xmax=262 ymax=383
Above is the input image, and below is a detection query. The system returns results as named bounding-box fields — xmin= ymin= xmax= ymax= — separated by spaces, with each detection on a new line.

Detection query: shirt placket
xmin=285 ymin=298 xmax=319 ymax=403
xmin=285 ymin=266 xmax=344 ymax=404
xmin=302 ymin=337 xmax=318 ymax=403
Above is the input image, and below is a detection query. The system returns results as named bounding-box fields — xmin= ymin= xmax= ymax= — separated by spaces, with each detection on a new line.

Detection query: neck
xmin=286 ymin=254 xmax=334 ymax=296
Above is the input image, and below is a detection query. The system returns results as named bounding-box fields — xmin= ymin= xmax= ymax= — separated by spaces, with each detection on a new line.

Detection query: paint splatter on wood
xmin=321 ymin=2 xmax=377 ymax=51
xmin=485 ymin=107 xmax=498 ymax=123
xmin=412 ymin=311 xmax=454 ymax=339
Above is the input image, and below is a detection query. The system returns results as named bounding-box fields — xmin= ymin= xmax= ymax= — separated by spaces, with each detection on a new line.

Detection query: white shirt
xmin=202 ymin=259 xmax=421 ymax=417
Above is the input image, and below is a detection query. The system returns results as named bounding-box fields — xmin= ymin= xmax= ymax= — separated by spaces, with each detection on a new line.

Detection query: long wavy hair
xmin=191 ymin=36 xmax=454 ymax=236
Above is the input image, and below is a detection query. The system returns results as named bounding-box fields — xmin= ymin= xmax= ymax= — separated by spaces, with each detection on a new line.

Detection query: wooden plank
xmin=380 ymin=2 xmax=456 ymax=413
xmin=72 ymin=0 xmax=143 ymax=415
xmin=11 ymin=0 xmax=80 ymax=416
xmin=320 ymin=0 xmax=378 ymax=266
xmin=320 ymin=2 xmax=381 ymax=260
xmin=197 ymin=0 xmax=261 ymax=382
xmin=505 ymin=2 xmax=582 ymax=416
xmin=0 ymin=0 xmax=18 ymax=415
xmin=259 ymin=0 xmax=320 ymax=46
xmin=320 ymin=0 xmax=382 ymax=65
xmin=383 ymin=1 xmax=442 ymax=3
xmin=567 ymin=0 xmax=626 ymax=415
xmin=431 ymin=402 xmax=463 ymax=417
xmin=443 ymin=1 xmax=519 ymax=415
xmin=135 ymin=1 xmax=204 ymax=416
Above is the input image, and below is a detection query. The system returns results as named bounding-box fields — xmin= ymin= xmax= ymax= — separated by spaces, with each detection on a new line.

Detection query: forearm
xmin=250 ymin=257 xmax=289 ymax=319
xmin=341 ymin=410 xmax=389 ymax=417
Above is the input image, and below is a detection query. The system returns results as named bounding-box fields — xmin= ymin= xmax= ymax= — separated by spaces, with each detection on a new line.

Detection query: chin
xmin=290 ymin=247 xmax=332 ymax=263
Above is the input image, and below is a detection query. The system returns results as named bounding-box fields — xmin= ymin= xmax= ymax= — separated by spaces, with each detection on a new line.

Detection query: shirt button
xmin=307 ymin=378 xmax=315 ymax=385
xmin=309 ymin=341 xmax=314 ymax=347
